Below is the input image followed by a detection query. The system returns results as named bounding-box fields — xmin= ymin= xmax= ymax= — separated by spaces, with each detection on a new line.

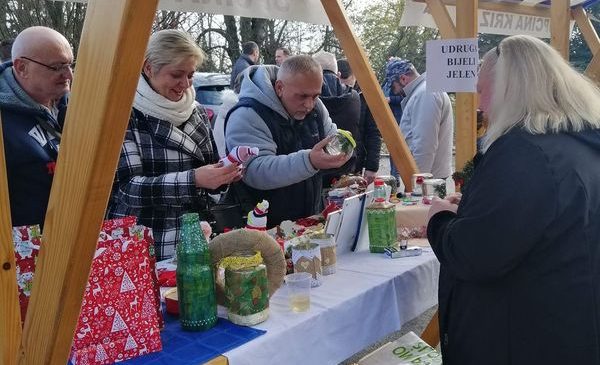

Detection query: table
xmin=222 ymin=248 xmax=439 ymax=365
xmin=395 ymin=202 xmax=429 ymax=229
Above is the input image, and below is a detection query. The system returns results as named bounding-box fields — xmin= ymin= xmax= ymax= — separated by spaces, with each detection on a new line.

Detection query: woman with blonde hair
xmin=427 ymin=34 xmax=600 ymax=364
xmin=107 ymin=29 xmax=241 ymax=260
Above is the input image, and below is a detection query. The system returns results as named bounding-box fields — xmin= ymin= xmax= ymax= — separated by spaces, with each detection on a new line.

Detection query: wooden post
xmin=424 ymin=0 xmax=457 ymax=39
xmin=572 ymin=6 xmax=600 ymax=84
xmin=551 ymin=0 xmax=571 ymax=60
xmin=454 ymin=0 xmax=478 ymax=171
xmin=421 ymin=310 xmax=440 ymax=347
xmin=320 ymin=0 xmax=418 ymax=191
xmin=17 ymin=1 xmax=158 ymax=363
xmin=586 ymin=54 xmax=600 ymax=84
xmin=572 ymin=7 xmax=600 ymax=56
xmin=0 ymin=111 xmax=21 ymax=365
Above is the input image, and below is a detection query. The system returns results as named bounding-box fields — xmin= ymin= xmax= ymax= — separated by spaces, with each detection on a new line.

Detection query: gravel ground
xmin=339 ymin=305 xmax=439 ymax=364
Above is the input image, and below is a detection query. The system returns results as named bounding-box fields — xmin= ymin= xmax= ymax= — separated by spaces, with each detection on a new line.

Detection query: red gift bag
xmin=70 ymin=217 xmax=163 ymax=364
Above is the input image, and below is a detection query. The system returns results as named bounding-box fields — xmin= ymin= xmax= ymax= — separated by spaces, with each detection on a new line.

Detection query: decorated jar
xmin=324 ymin=129 xmax=356 ymax=156
xmin=310 ymin=233 xmax=337 ymax=275
xmin=291 ymin=242 xmax=322 ymax=287
xmin=411 ymin=173 xmax=433 ymax=196
xmin=422 ymin=179 xmax=447 ymax=200
xmin=222 ymin=251 xmax=269 ymax=326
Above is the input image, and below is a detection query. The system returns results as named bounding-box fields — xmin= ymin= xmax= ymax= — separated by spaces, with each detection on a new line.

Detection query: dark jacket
xmin=230 ymin=54 xmax=255 ymax=89
xmin=427 ymin=128 xmax=600 ymax=365
xmin=319 ymin=70 xmax=360 ymax=140
xmin=107 ymin=107 xmax=217 ymax=260
xmin=354 ymin=91 xmax=381 ymax=173
xmin=0 ymin=62 xmax=66 ymax=227
xmin=225 ymin=98 xmax=325 ymax=227
xmin=319 ymin=70 xmax=360 ymax=186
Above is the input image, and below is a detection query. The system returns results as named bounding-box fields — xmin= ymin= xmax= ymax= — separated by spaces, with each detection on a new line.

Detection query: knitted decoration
xmin=246 ymin=200 xmax=269 ymax=231
xmin=220 ymin=146 xmax=259 ymax=167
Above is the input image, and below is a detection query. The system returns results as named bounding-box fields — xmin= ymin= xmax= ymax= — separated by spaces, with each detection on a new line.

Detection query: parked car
xmin=192 ymin=72 xmax=230 ymax=125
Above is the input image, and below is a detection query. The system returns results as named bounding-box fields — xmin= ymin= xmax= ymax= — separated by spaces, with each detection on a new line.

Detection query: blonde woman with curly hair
xmin=427 ymin=34 xmax=600 ymax=365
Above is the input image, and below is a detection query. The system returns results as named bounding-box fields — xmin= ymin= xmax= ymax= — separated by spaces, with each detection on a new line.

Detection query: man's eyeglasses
xmin=21 ymin=56 xmax=74 ymax=73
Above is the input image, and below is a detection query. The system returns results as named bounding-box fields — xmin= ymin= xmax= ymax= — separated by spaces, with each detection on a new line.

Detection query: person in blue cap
xmin=385 ymin=57 xmax=453 ymax=180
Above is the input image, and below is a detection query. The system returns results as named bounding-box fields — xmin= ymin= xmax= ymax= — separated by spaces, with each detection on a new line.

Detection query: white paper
xmin=426 ymin=38 xmax=479 ymax=93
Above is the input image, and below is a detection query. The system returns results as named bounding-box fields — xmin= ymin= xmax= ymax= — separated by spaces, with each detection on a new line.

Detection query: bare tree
xmin=0 ymin=0 xmax=86 ymax=52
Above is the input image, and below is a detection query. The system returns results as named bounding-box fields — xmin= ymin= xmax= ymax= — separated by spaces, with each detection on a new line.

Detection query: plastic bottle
xmin=367 ymin=179 xmax=398 ymax=253
xmin=176 ymin=213 xmax=217 ymax=331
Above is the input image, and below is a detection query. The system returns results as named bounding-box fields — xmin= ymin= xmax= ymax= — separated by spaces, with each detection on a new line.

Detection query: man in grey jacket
xmin=388 ymin=58 xmax=453 ymax=179
xmin=225 ymin=55 xmax=349 ymax=226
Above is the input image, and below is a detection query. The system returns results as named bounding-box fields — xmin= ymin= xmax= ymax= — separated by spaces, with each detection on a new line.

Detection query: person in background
xmin=388 ymin=57 xmax=453 ymax=180
xmin=337 ymin=58 xmax=381 ymax=184
xmin=383 ymin=58 xmax=405 ymax=184
xmin=1 ymin=38 xmax=14 ymax=63
xmin=107 ymin=29 xmax=241 ymax=260
xmin=312 ymin=51 xmax=359 ymax=187
xmin=0 ymin=26 xmax=73 ymax=227
xmin=337 ymin=58 xmax=356 ymax=89
xmin=230 ymin=41 xmax=260 ymax=89
xmin=214 ymin=64 xmax=279 ymax=158
xmin=275 ymin=46 xmax=290 ymax=66
xmin=427 ymin=35 xmax=600 ymax=365
xmin=225 ymin=55 xmax=350 ymax=226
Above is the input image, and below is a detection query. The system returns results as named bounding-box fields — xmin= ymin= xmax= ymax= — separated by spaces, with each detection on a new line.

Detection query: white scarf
xmin=133 ymin=75 xmax=197 ymax=127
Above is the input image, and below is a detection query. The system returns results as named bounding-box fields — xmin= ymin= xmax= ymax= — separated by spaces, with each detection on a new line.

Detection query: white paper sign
xmin=400 ymin=0 xmax=577 ymax=38
xmin=426 ymin=38 xmax=479 ymax=93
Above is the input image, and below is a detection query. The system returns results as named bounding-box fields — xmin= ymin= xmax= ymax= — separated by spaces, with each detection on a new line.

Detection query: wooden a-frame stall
xmin=0 ymin=0 xmax=598 ymax=364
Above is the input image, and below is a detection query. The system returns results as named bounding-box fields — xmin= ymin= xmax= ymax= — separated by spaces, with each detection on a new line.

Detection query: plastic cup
xmin=285 ymin=272 xmax=312 ymax=313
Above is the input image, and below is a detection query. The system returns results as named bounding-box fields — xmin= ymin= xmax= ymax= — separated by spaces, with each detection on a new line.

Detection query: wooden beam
xmin=455 ymin=0 xmax=478 ymax=171
xmin=585 ymin=53 xmax=600 ymax=84
xmin=17 ymin=0 xmax=158 ymax=363
xmin=320 ymin=0 xmax=419 ymax=191
xmin=572 ymin=6 xmax=600 ymax=56
xmin=425 ymin=0 xmax=457 ymax=39
xmin=205 ymin=355 xmax=229 ymax=365
xmin=0 ymin=111 xmax=21 ymax=365
xmin=421 ymin=309 xmax=440 ymax=347
xmin=551 ymin=0 xmax=570 ymax=59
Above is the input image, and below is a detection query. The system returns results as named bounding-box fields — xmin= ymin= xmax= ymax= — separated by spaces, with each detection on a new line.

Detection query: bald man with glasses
xmin=0 ymin=26 xmax=74 ymax=227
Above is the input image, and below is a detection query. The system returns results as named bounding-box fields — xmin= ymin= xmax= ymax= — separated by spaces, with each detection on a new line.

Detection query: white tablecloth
xmin=223 ymin=248 xmax=440 ymax=365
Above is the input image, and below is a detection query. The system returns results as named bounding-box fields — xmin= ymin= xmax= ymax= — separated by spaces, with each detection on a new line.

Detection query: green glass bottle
xmin=176 ymin=213 xmax=217 ymax=331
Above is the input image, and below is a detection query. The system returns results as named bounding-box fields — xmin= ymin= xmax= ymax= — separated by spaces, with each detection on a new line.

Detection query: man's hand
xmin=309 ymin=135 xmax=351 ymax=170
xmin=363 ymin=170 xmax=377 ymax=185
xmin=194 ymin=163 xmax=242 ymax=189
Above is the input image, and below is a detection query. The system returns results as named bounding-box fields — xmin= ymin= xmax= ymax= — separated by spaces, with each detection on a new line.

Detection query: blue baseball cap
xmin=385 ymin=57 xmax=413 ymax=83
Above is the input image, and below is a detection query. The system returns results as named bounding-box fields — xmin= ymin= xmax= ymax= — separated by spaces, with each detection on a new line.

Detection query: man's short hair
xmin=312 ymin=51 xmax=337 ymax=74
xmin=337 ymin=58 xmax=352 ymax=79
xmin=276 ymin=47 xmax=290 ymax=56
xmin=277 ymin=55 xmax=322 ymax=81
xmin=242 ymin=41 xmax=259 ymax=55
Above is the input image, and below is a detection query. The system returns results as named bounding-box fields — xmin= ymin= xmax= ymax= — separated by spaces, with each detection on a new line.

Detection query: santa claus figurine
xmin=220 ymin=146 xmax=259 ymax=167
xmin=246 ymin=200 xmax=269 ymax=231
